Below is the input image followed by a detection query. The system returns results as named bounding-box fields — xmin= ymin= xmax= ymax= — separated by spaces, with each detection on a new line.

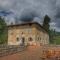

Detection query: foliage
xmin=49 ymin=29 xmax=55 ymax=44
xmin=43 ymin=15 xmax=50 ymax=32
xmin=52 ymin=32 xmax=60 ymax=45
xmin=53 ymin=36 xmax=60 ymax=45
xmin=49 ymin=29 xmax=60 ymax=44
xmin=0 ymin=16 xmax=7 ymax=44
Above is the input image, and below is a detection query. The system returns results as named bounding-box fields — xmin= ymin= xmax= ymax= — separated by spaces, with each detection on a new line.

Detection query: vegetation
xmin=42 ymin=15 xmax=60 ymax=44
xmin=52 ymin=32 xmax=60 ymax=45
xmin=0 ymin=16 xmax=7 ymax=44
xmin=53 ymin=36 xmax=60 ymax=45
xmin=49 ymin=29 xmax=60 ymax=44
xmin=43 ymin=15 xmax=52 ymax=43
xmin=43 ymin=15 xmax=50 ymax=32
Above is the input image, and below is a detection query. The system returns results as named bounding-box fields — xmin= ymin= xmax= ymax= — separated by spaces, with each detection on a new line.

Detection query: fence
xmin=0 ymin=44 xmax=27 ymax=57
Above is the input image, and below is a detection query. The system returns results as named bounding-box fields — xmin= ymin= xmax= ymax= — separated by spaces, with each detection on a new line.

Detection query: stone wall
xmin=0 ymin=45 xmax=26 ymax=57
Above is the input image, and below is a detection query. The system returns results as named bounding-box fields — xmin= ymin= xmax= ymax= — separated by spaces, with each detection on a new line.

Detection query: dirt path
xmin=0 ymin=45 xmax=42 ymax=60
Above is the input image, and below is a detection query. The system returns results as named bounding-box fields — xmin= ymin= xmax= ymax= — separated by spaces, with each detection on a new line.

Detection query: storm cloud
xmin=20 ymin=9 xmax=38 ymax=22
xmin=0 ymin=0 xmax=60 ymax=32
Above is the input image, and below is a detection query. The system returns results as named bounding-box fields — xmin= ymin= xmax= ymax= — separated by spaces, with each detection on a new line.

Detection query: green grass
xmin=0 ymin=30 xmax=8 ymax=44
xmin=53 ymin=36 xmax=60 ymax=45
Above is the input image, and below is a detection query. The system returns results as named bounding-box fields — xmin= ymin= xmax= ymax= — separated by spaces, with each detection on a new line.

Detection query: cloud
xmin=0 ymin=0 xmax=56 ymax=17
xmin=0 ymin=0 xmax=60 ymax=32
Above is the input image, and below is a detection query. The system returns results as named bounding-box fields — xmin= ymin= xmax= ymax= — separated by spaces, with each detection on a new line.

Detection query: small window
xmin=38 ymin=37 xmax=39 ymax=41
xmin=40 ymin=37 xmax=41 ymax=40
xmin=16 ymin=37 xmax=19 ymax=41
xmin=29 ymin=24 xmax=32 ymax=26
xmin=28 ymin=37 xmax=33 ymax=41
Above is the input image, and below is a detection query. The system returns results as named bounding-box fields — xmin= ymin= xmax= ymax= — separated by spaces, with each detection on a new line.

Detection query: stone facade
xmin=8 ymin=22 xmax=49 ymax=45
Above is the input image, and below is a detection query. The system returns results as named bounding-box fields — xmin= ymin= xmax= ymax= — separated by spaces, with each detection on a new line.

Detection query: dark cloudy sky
xmin=0 ymin=0 xmax=60 ymax=32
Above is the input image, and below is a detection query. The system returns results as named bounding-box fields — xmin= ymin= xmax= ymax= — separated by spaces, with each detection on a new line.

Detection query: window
xmin=40 ymin=37 xmax=41 ymax=40
xmin=29 ymin=24 xmax=32 ymax=26
xmin=28 ymin=37 xmax=33 ymax=41
xmin=16 ymin=37 xmax=19 ymax=41
xmin=38 ymin=37 xmax=39 ymax=41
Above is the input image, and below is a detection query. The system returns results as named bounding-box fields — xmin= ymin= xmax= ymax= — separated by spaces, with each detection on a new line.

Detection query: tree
xmin=0 ymin=16 xmax=7 ymax=44
xmin=43 ymin=15 xmax=50 ymax=32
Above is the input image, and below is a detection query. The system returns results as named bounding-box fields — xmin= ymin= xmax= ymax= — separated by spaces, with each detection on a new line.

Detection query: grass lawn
xmin=53 ymin=36 xmax=60 ymax=45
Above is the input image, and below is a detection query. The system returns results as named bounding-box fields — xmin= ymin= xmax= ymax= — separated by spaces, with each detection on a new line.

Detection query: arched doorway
xmin=21 ymin=37 xmax=25 ymax=45
xmin=28 ymin=37 xmax=33 ymax=41
xmin=28 ymin=37 xmax=33 ymax=45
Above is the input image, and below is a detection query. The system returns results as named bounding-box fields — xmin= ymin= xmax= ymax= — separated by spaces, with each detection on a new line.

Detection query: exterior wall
xmin=8 ymin=23 xmax=49 ymax=45
xmin=34 ymin=24 xmax=49 ymax=45
xmin=8 ymin=25 xmax=36 ymax=45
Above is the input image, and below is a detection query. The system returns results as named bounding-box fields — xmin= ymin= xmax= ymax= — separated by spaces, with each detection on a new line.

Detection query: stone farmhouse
xmin=8 ymin=22 xmax=49 ymax=45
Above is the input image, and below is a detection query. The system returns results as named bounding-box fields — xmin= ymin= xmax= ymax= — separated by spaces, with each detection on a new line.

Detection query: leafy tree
xmin=43 ymin=15 xmax=51 ymax=43
xmin=0 ymin=16 xmax=7 ymax=44
xmin=43 ymin=15 xmax=50 ymax=32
